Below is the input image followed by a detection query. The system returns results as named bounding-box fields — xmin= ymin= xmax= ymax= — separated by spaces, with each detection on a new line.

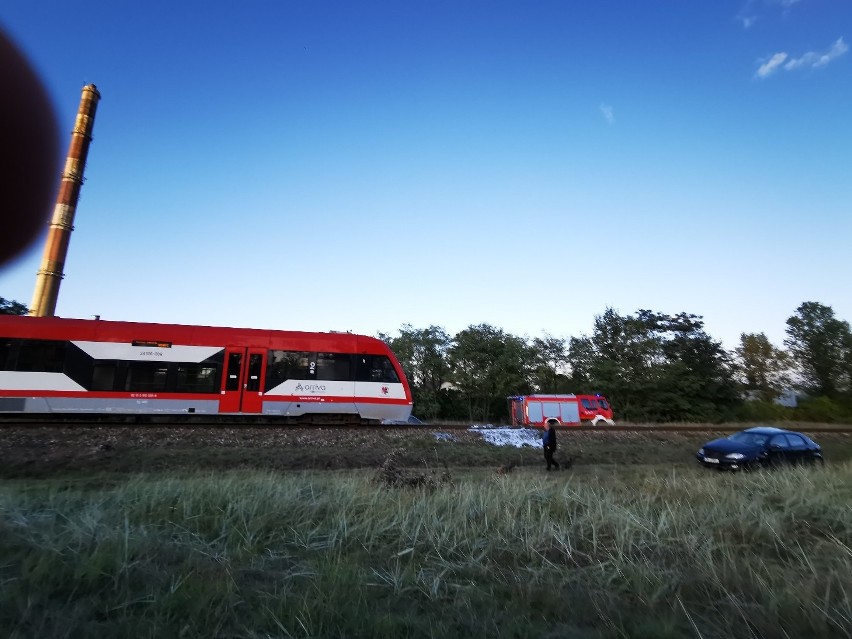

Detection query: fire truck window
xmin=542 ymin=402 xmax=560 ymax=418
xmin=581 ymin=398 xmax=594 ymax=410
xmin=560 ymin=402 xmax=579 ymax=422
xmin=316 ymin=352 xmax=352 ymax=381
xmin=527 ymin=402 xmax=544 ymax=423
xmin=597 ymin=398 xmax=609 ymax=410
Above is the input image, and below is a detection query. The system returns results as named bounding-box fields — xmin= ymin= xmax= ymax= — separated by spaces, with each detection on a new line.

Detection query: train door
xmin=219 ymin=348 xmax=266 ymax=413
xmin=220 ymin=348 xmax=244 ymax=413
xmin=241 ymin=348 xmax=266 ymax=413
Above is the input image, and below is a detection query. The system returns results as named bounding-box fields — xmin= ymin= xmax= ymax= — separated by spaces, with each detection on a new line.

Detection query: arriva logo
xmin=294 ymin=383 xmax=327 ymax=392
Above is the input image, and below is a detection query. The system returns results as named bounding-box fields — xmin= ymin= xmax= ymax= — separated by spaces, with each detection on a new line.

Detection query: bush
xmin=796 ymin=396 xmax=852 ymax=423
xmin=733 ymin=400 xmax=795 ymax=422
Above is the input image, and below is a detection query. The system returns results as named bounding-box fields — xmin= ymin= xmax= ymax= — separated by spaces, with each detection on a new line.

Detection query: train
xmin=508 ymin=394 xmax=615 ymax=427
xmin=0 ymin=315 xmax=413 ymax=422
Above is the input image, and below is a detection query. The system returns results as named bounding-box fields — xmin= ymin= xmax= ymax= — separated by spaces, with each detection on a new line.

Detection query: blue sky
xmin=2 ymin=0 xmax=850 ymax=350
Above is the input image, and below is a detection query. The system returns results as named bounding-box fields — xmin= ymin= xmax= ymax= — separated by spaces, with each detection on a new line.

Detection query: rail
xmin=0 ymin=416 xmax=850 ymax=433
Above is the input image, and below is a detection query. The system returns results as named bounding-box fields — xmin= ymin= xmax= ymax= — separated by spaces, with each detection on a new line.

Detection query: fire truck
xmin=508 ymin=394 xmax=615 ymax=427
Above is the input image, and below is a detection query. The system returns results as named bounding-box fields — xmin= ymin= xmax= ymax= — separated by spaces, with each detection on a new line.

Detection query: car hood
xmin=702 ymin=438 xmax=763 ymax=456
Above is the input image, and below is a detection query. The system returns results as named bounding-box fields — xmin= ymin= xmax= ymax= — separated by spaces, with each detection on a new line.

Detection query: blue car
xmin=696 ymin=426 xmax=824 ymax=471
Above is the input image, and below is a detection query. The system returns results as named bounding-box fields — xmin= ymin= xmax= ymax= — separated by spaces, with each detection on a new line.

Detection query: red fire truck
xmin=508 ymin=394 xmax=615 ymax=427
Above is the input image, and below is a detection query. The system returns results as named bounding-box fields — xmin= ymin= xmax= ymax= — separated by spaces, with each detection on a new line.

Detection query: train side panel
xmin=0 ymin=316 xmax=413 ymax=421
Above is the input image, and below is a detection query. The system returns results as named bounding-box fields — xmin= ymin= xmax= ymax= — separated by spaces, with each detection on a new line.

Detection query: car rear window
xmin=784 ymin=434 xmax=806 ymax=449
xmin=770 ymin=435 xmax=791 ymax=449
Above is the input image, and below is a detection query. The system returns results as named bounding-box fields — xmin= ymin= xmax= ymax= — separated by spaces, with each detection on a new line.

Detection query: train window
xmin=355 ymin=355 xmax=400 ymax=383
xmin=0 ymin=339 xmax=16 ymax=370
xmin=125 ymin=362 xmax=169 ymax=392
xmin=92 ymin=363 xmax=117 ymax=391
xmin=176 ymin=365 xmax=218 ymax=393
xmin=63 ymin=342 xmax=97 ymax=388
xmin=246 ymin=354 xmax=263 ymax=392
xmin=315 ymin=352 xmax=351 ymax=381
xmin=354 ymin=355 xmax=371 ymax=381
xmin=265 ymin=350 xmax=310 ymax=390
xmin=15 ymin=339 xmax=66 ymax=373
xmin=225 ymin=352 xmax=242 ymax=391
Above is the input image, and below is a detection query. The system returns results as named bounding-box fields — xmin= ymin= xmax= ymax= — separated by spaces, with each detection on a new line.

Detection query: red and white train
xmin=0 ymin=315 xmax=413 ymax=422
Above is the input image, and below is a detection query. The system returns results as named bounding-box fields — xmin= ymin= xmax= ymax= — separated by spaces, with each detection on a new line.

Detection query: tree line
xmin=379 ymin=302 xmax=852 ymax=423
xmin=4 ymin=296 xmax=851 ymax=423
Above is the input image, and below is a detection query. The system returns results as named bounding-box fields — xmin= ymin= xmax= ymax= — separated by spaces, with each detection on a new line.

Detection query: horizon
xmin=2 ymin=0 xmax=850 ymax=350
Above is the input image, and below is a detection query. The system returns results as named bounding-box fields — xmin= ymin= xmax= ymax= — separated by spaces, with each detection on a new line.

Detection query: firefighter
xmin=542 ymin=419 xmax=560 ymax=471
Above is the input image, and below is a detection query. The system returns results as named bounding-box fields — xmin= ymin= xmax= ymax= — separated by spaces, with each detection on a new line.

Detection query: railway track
xmin=0 ymin=416 xmax=850 ymax=433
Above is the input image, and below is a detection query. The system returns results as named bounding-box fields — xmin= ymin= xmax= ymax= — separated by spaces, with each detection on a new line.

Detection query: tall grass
xmin=1 ymin=464 xmax=851 ymax=638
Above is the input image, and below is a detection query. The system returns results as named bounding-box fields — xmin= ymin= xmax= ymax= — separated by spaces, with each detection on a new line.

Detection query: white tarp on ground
xmin=469 ymin=426 xmax=541 ymax=448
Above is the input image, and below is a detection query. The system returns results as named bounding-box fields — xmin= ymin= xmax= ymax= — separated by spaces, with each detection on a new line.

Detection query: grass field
xmin=1 ymin=426 xmax=851 ymax=638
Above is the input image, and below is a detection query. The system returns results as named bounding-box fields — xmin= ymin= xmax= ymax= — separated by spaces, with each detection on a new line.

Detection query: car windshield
xmin=728 ymin=432 xmax=770 ymax=446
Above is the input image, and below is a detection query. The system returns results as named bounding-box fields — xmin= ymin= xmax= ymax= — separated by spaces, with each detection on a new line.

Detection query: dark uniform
xmin=543 ymin=424 xmax=559 ymax=471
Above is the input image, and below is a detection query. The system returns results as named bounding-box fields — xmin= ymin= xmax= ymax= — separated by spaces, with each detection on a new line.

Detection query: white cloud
xmin=755 ymin=52 xmax=788 ymax=78
xmin=739 ymin=15 xmax=757 ymax=29
xmin=755 ymin=37 xmax=848 ymax=78
xmin=599 ymin=103 xmax=614 ymax=124
xmin=784 ymin=37 xmax=848 ymax=70
xmin=737 ymin=0 xmax=801 ymax=29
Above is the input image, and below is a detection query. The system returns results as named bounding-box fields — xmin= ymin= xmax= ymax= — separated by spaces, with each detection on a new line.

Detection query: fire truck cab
xmin=508 ymin=394 xmax=615 ymax=427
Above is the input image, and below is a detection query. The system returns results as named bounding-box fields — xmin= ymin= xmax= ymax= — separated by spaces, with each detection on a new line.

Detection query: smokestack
xmin=29 ymin=84 xmax=100 ymax=317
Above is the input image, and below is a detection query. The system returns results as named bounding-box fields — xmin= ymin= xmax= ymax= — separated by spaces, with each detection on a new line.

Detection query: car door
xmin=767 ymin=434 xmax=793 ymax=465
xmin=784 ymin=433 xmax=808 ymax=464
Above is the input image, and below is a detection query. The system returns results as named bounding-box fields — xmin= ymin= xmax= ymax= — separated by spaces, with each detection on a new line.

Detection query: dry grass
xmin=2 ymin=424 xmax=850 ymax=479
xmin=1 ymin=460 xmax=850 ymax=638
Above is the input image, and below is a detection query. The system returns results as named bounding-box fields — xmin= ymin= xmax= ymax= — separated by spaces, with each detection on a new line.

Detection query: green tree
xmin=567 ymin=308 xmax=739 ymax=422
xmin=733 ymin=332 xmax=792 ymax=402
xmin=570 ymin=308 xmax=664 ymax=419
xmin=565 ymin=335 xmax=595 ymax=392
xmin=530 ymin=333 xmax=570 ymax=393
xmin=0 ymin=297 xmax=28 ymax=315
xmin=785 ymin=302 xmax=852 ymax=398
xmin=448 ymin=324 xmax=533 ymax=422
xmin=653 ymin=314 xmax=740 ymax=421
xmin=378 ymin=325 xmax=451 ymax=420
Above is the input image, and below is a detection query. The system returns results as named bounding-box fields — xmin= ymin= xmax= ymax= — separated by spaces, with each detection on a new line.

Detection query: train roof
xmin=0 ymin=315 xmax=389 ymax=352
